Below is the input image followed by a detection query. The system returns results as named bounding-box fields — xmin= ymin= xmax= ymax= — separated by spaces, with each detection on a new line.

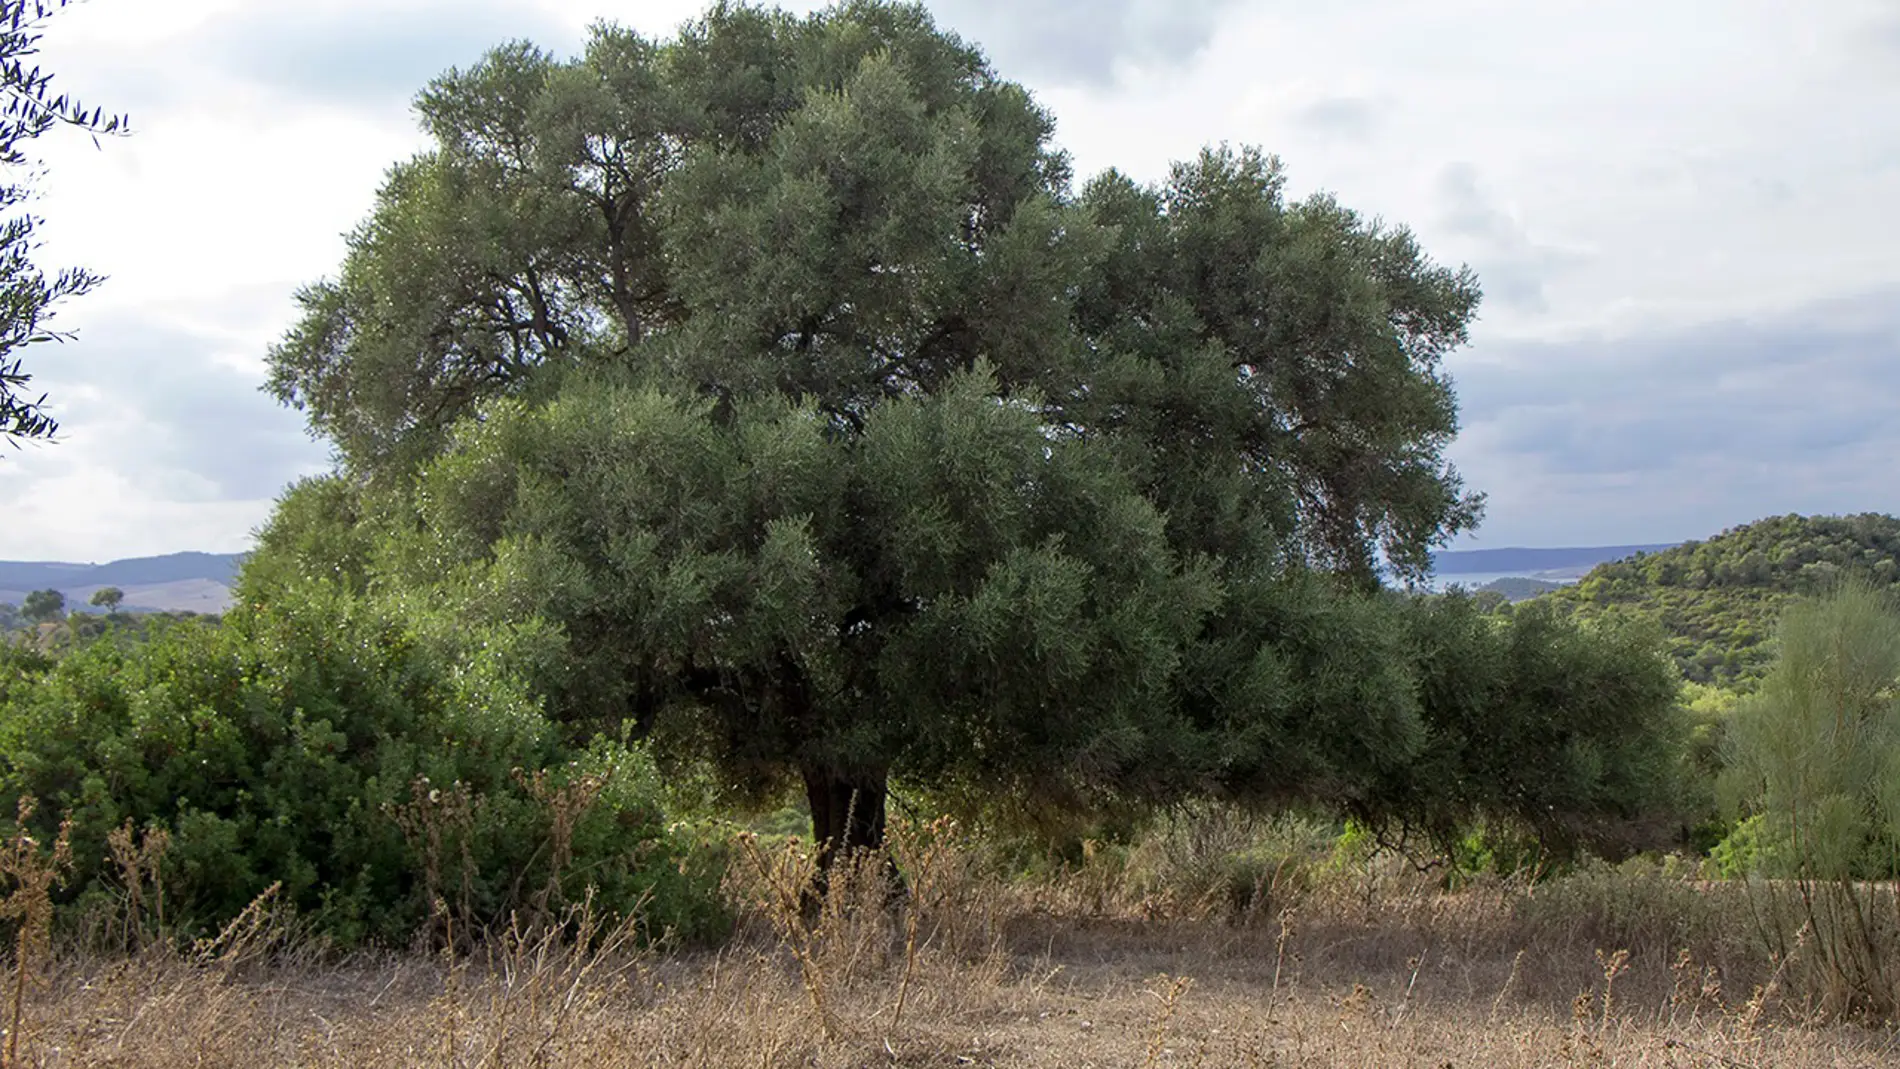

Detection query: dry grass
xmin=5 ymin=820 xmax=1900 ymax=1067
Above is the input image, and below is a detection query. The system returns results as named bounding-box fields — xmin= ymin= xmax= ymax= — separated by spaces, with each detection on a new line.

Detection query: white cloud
xmin=0 ymin=461 xmax=283 ymax=561
xmin=2 ymin=0 xmax=1896 ymax=560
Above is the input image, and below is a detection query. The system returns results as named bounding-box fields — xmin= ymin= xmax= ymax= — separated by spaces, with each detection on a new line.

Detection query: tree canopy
xmin=19 ymin=586 xmax=61 ymax=623
xmin=266 ymin=2 xmax=1480 ymax=583
xmin=260 ymin=1 xmax=1674 ymax=858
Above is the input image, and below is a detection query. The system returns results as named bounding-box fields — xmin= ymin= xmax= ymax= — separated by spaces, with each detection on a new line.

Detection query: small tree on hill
xmin=19 ymin=587 xmax=62 ymax=624
xmin=88 ymin=586 xmax=122 ymax=612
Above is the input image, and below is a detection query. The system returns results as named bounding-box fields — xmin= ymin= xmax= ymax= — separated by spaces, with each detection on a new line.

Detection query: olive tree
xmin=259 ymin=2 xmax=1668 ymax=864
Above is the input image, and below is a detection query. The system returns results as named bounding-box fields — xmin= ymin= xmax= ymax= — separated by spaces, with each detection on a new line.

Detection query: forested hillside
xmin=1547 ymin=513 xmax=1900 ymax=684
xmin=1473 ymin=576 xmax=1564 ymax=602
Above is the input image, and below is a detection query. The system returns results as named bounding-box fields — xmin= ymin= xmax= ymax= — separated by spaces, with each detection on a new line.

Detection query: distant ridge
xmin=0 ymin=552 xmax=246 ymax=614
xmin=75 ymin=551 xmax=245 ymax=588
xmin=0 ymin=561 xmax=91 ymax=589
xmin=1431 ymin=544 xmax=1679 ymax=576
xmin=10 ymin=546 xmax=1691 ymax=613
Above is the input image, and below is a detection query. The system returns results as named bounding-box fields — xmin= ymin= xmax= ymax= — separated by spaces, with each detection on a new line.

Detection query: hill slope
xmin=1546 ymin=513 xmax=1900 ymax=685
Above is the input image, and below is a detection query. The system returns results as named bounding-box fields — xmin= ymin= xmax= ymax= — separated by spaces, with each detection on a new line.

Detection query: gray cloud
xmin=1863 ymin=9 xmax=1900 ymax=58
xmin=1448 ymin=288 xmax=1900 ymax=545
xmin=931 ymin=0 xmax=1242 ymax=87
xmin=36 ymin=314 xmax=327 ymax=503
xmin=1289 ymin=95 xmax=1383 ymax=141
xmin=1436 ymin=163 xmax=1588 ymax=314
xmin=190 ymin=1 xmax=576 ymax=111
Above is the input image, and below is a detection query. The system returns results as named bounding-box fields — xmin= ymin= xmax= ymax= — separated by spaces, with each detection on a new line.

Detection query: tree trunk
xmin=803 ymin=764 xmax=889 ymax=862
xmin=801 ymin=764 xmax=900 ymax=908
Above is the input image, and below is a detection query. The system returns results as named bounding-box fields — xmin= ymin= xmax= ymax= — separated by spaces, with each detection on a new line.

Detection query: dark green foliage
xmin=237 ymin=474 xmax=377 ymax=602
xmin=1549 ymin=513 xmax=1900 ymax=685
xmin=266 ymin=3 xmax=1479 ymax=584
xmin=1676 ymin=683 xmax=1739 ymax=854
xmin=1352 ymin=594 xmax=1686 ymax=857
xmin=373 ymin=366 xmax=1236 ymax=820
xmin=1176 ymin=573 xmax=1423 ymax=812
xmin=0 ymin=584 xmax=728 ymax=947
xmin=1071 ymin=151 xmax=1483 ymax=585
xmin=0 ymin=640 xmax=48 ymax=707
xmin=18 ymin=587 xmax=59 ymax=623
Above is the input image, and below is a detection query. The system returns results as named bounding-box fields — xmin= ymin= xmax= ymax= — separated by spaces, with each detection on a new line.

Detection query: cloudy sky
xmin=3 ymin=0 xmax=1896 ymax=562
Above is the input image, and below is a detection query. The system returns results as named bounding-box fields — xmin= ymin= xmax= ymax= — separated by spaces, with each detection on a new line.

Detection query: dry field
xmin=6 ymin=824 xmax=1900 ymax=1067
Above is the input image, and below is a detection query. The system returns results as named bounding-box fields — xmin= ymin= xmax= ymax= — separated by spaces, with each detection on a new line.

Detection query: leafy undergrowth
xmin=5 ymin=821 xmax=1900 ymax=1067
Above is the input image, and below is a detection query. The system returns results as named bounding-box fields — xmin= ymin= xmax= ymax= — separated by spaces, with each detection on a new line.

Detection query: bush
xmin=1356 ymin=594 xmax=1687 ymax=859
xmin=1449 ymin=821 xmax=1553 ymax=881
xmin=1718 ymin=582 xmax=1900 ymax=1017
xmin=1117 ymin=804 xmax=1339 ymax=920
xmin=1707 ymin=814 xmax=1778 ymax=880
xmin=0 ymin=643 xmax=52 ymax=706
xmin=1510 ymin=854 xmax=1748 ymax=971
xmin=0 ymin=581 xmax=729 ymax=948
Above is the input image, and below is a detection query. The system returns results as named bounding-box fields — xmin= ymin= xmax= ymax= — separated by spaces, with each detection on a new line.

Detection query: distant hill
xmin=1470 ymin=576 xmax=1565 ymax=602
xmin=0 ymin=561 xmax=92 ymax=590
xmin=1431 ymin=544 xmax=1679 ymax=577
xmin=1545 ymin=514 xmax=1900 ymax=685
xmin=0 ymin=552 xmax=245 ymax=614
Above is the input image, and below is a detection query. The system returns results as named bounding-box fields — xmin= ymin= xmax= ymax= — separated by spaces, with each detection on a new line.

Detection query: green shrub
xmin=1449 ymin=822 xmax=1552 ymax=881
xmin=1707 ymin=814 xmax=1778 ymax=879
xmin=0 ymin=643 xmax=52 ymax=707
xmin=0 ymin=581 xmax=729 ymax=948
xmin=1355 ymin=594 xmax=1686 ymax=860
xmin=1717 ymin=582 xmax=1900 ymax=1017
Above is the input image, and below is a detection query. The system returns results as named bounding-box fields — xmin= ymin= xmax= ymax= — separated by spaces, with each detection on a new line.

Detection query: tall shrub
xmin=1719 ymin=582 xmax=1900 ymax=1017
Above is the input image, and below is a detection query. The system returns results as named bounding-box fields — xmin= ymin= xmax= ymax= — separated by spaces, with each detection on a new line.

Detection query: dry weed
xmin=1 ymin=797 xmax=69 ymax=1068
xmin=5 ymin=814 xmax=1899 ymax=1066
